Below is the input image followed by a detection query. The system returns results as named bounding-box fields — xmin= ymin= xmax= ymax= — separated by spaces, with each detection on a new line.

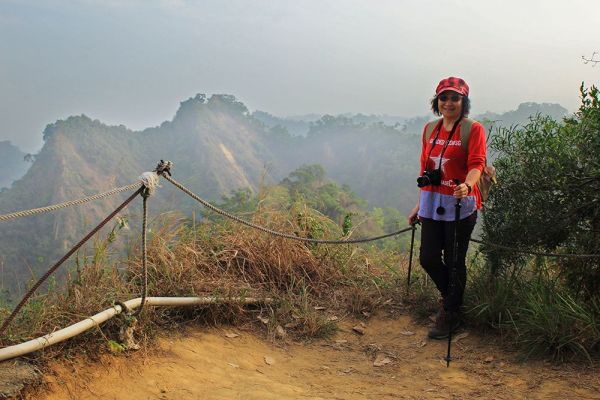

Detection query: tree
xmin=582 ymin=51 xmax=600 ymax=67
xmin=482 ymin=84 xmax=600 ymax=296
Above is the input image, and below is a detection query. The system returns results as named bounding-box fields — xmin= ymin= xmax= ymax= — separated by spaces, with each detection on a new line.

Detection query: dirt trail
xmin=36 ymin=315 xmax=598 ymax=400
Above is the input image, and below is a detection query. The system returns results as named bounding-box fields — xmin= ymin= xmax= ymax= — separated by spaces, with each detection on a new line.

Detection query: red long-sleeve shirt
xmin=418 ymin=119 xmax=486 ymax=221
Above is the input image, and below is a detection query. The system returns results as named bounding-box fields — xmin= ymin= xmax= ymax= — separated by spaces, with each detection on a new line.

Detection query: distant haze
xmin=1 ymin=0 xmax=599 ymax=152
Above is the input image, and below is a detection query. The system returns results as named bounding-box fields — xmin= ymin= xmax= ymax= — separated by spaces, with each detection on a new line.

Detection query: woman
xmin=407 ymin=77 xmax=486 ymax=339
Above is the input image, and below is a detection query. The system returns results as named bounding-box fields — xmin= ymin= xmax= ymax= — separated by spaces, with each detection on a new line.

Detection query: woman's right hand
xmin=407 ymin=206 xmax=419 ymax=226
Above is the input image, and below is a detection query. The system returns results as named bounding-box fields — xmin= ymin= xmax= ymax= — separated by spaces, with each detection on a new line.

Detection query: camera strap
xmin=426 ymin=116 xmax=463 ymax=170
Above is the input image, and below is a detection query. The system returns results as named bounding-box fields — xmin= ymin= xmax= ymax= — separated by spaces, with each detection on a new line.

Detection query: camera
xmin=417 ymin=169 xmax=442 ymax=188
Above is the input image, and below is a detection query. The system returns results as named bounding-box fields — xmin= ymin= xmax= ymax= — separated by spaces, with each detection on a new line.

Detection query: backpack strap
xmin=426 ymin=117 xmax=476 ymax=153
xmin=424 ymin=118 xmax=442 ymax=143
xmin=459 ymin=117 xmax=474 ymax=153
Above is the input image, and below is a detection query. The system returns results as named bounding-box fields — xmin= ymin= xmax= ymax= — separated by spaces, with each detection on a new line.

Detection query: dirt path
xmin=36 ymin=315 xmax=599 ymax=400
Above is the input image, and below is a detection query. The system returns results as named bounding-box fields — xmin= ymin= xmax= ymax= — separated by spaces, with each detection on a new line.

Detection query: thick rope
xmin=0 ymin=182 xmax=141 ymax=222
xmin=132 ymin=192 xmax=149 ymax=317
xmin=160 ymin=173 xmax=413 ymax=244
xmin=138 ymin=172 xmax=159 ymax=196
xmin=0 ymin=187 xmax=144 ymax=337
xmin=470 ymin=238 xmax=600 ymax=259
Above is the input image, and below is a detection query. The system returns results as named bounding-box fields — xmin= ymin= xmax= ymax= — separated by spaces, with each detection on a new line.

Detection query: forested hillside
xmin=266 ymin=115 xmax=421 ymax=210
xmin=0 ymin=94 xmax=280 ymax=298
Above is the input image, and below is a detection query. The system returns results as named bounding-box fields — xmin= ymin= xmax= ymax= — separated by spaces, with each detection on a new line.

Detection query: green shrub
xmin=482 ymin=84 xmax=600 ymax=296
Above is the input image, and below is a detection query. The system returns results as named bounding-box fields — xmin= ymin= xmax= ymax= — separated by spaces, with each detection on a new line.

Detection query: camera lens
xmin=417 ymin=175 xmax=430 ymax=188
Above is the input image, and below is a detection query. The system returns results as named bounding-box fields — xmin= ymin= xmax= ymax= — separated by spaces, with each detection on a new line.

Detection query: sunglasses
xmin=438 ymin=94 xmax=462 ymax=102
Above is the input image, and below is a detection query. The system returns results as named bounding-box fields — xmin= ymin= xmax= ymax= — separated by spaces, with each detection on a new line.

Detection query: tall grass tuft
xmin=509 ymin=283 xmax=600 ymax=362
xmin=466 ymin=254 xmax=600 ymax=362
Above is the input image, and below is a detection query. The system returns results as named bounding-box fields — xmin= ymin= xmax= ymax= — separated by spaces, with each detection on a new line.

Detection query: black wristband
xmin=465 ymin=182 xmax=472 ymax=194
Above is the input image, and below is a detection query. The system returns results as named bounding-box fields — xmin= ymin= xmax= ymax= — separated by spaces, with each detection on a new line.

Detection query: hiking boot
xmin=434 ymin=298 xmax=444 ymax=320
xmin=428 ymin=309 xmax=461 ymax=340
xmin=428 ymin=298 xmax=445 ymax=323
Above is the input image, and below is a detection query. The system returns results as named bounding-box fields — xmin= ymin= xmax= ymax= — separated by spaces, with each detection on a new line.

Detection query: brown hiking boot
xmin=428 ymin=309 xmax=461 ymax=340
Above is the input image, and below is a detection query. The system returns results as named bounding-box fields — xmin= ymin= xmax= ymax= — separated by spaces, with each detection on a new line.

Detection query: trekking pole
xmin=406 ymin=220 xmax=419 ymax=296
xmin=445 ymin=196 xmax=461 ymax=367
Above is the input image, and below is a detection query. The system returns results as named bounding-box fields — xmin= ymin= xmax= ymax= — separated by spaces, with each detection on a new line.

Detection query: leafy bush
xmin=468 ymin=84 xmax=600 ymax=361
xmin=483 ymin=84 xmax=600 ymax=296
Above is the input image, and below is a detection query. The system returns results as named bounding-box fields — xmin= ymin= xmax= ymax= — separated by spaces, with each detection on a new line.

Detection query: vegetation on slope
xmin=468 ymin=85 xmax=600 ymax=361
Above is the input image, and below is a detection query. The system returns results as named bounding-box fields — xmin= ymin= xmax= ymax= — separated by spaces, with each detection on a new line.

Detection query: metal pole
xmin=445 ymin=198 xmax=461 ymax=367
xmin=406 ymin=221 xmax=419 ymax=296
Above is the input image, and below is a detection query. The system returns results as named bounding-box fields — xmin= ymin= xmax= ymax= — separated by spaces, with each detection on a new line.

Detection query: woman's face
xmin=438 ymin=90 xmax=463 ymax=120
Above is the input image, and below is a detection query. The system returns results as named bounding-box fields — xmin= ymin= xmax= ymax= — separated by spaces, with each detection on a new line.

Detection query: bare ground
xmin=34 ymin=314 xmax=599 ymax=400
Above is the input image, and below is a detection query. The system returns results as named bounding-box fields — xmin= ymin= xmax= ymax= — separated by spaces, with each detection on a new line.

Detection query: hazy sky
xmin=1 ymin=0 xmax=599 ymax=152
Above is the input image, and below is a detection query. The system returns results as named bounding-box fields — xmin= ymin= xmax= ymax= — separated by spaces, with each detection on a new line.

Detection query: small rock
xmin=352 ymin=325 xmax=366 ymax=335
xmin=362 ymin=311 xmax=371 ymax=317
xmin=335 ymin=339 xmax=348 ymax=344
xmin=257 ymin=316 xmax=269 ymax=324
xmin=452 ymin=332 xmax=469 ymax=343
xmin=400 ymin=330 xmax=415 ymax=336
xmin=228 ymin=363 xmax=239 ymax=368
xmin=225 ymin=332 xmax=239 ymax=338
xmin=417 ymin=340 xmax=427 ymax=348
xmin=366 ymin=343 xmax=381 ymax=352
xmin=264 ymin=356 xmax=275 ymax=365
xmin=373 ymin=354 xmax=392 ymax=367
xmin=484 ymin=356 xmax=495 ymax=363
xmin=275 ymin=325 xmax=286 ymax=338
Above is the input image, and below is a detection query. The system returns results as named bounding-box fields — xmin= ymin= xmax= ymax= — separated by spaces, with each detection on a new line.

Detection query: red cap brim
xmin=436 ymin=86 xmax=467 ymax=96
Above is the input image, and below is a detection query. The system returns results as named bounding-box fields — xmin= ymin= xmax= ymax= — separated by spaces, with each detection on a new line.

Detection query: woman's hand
xmin=407 ymin=206 xmax=419 ymax=225
xmin=453 ymin=183 xmax=470 ymax=199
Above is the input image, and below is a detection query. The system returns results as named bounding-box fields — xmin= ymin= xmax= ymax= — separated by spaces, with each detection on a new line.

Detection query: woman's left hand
xmin=453 ymin=183 xmax=470 ymax=199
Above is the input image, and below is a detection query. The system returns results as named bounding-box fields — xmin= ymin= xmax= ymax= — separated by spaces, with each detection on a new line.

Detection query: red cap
xmin=435 ymin=77 xmax=469 ymax=97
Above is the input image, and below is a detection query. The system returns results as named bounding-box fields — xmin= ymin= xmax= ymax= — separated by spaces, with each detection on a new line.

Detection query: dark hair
xmin=430 ymin=95 xmax=471 ymax=117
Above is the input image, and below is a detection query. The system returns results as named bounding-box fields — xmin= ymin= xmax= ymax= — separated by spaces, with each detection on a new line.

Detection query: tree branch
xmin=582 ymin=51 xmax=600 ymax=67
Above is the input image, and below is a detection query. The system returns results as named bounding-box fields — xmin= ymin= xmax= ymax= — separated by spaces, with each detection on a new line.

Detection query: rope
xmin=470 ymin=238 xmax=600 ymax=259
xmin=139 ymin=172 xmax=159 ymax=196
xmin=132 ymin=192 xmax=149 ymax=317
xmin=0 ymin=182 xmax=141 ymax=222
xmin=0 ymin=187 xmax=144 ymax=337
xmin=160 ymin=173 xmax=413 ymax=244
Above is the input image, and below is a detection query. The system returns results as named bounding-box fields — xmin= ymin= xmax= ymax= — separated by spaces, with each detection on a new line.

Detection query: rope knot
xmin=114 ymin=300 xmax=133 ymax=316
xmin=154 ymin=160 xmax=173 ymax=177
xmin=139 ymin=171 xmax=159 ymax=197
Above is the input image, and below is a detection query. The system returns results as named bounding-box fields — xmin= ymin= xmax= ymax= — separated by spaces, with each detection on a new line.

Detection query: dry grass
xmin=0 ymin=206 xmax=412 ymax=361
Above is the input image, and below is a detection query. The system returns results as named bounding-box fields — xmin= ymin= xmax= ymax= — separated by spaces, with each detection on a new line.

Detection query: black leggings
xmin=419 ymin=212 xmax=477 ymax=312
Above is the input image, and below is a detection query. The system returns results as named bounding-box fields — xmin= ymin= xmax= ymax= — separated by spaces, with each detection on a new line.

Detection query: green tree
xmin=281 ymin=164 xmax=366 ymax=223
xmin=482 ymin=84 xmax=600 ymax=297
